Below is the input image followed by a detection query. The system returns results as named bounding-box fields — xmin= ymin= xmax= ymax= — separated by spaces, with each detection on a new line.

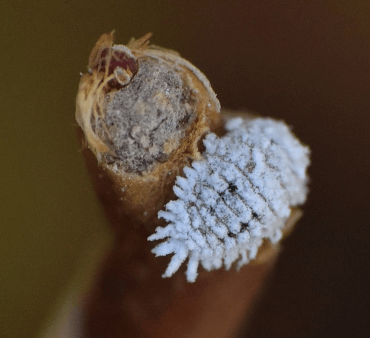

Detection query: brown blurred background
xmin=1 ymin=1 xmax=369 ymax=337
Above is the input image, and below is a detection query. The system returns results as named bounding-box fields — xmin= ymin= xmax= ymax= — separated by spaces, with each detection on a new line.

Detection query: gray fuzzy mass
xmin=101 ymin=58 xmax=196 ymax=172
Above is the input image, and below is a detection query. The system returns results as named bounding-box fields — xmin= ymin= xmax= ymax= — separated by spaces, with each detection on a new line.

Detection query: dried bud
xmin=76 ymin=32 xmax=223 ymax=222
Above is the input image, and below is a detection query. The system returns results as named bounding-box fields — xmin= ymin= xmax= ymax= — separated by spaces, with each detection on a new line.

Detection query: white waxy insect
xmin=148 ymin=117 xmax=310 ymax=282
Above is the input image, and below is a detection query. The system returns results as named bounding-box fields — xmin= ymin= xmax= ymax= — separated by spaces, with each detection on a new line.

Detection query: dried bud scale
xmin=76 ymin=31 xmax=223 ymax=222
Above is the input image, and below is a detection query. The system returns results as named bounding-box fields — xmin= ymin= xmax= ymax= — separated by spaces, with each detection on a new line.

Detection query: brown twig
xmin=76 ymin=32 xmax=307 ymax=338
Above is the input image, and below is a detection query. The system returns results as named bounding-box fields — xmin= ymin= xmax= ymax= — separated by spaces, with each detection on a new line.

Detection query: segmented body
xmin=148 ymin=117 xmax=310 ymax=282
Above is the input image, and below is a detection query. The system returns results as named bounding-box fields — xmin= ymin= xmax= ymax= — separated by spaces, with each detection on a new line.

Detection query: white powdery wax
xmin=148 ymin=117 xmax=310 ymax=282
